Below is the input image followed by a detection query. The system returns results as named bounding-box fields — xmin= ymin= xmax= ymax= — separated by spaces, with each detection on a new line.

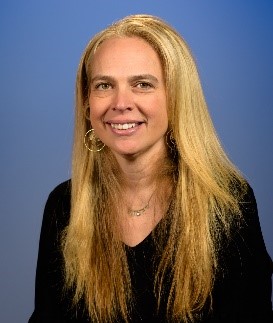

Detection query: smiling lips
xmin=109 ymin=122 xmax=142 ymax=130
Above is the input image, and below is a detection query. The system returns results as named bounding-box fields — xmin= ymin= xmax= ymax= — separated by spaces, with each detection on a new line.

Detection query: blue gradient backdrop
xmin=1 ymin=1 xmax=272 ymax=322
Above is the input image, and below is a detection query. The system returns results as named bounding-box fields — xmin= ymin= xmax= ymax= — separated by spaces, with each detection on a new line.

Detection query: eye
xmin=95 ymin=82 xmax=112 ymax=90
xmin=136 ymin=82 xmax=153 ymax=89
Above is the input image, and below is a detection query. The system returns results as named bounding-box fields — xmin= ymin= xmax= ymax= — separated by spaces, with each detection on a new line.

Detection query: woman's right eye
xmin=95 ymin=83 xmax=111 ymax=90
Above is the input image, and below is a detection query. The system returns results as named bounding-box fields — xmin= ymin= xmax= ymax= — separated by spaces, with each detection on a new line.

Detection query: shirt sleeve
xmin=28 ymin=181 xmax=72 ymax=323
xmin=210 ymin=185 xmax=273 ymax=322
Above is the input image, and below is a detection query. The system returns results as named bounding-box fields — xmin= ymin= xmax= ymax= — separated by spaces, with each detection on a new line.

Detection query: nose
xmin=111 ymin=86 xmax=133 ymax=112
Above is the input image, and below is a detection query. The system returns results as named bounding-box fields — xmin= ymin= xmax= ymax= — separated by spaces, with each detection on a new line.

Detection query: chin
xmin=110 ymin=146 xmax=142 ymax=158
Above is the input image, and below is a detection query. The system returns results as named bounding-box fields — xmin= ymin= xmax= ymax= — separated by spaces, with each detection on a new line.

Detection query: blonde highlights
xmin=62 ymin=14 xmax=246 ymax=322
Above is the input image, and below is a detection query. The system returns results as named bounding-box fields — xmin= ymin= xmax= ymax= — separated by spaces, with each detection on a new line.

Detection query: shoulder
xmin=227 ymin=181 xmax=259 ymax=232
xmin=238 ymin=182 xmax=257 ymax=218
xmin=218 ymin=181 xmax=271 ymax=278
xmin=46 ymin=180 xmax=71 ymax=210
xmin=230 ymin=182 xmax=266 ymax=255
xmin=226 ymin=182 xmax=272 ymax=282
xmin=214 ymin=183 xmax=273 ymax=320
xmin=42 ymin=179 xmax=71 ymax=231
xmin=47 ymin=179 xmax=71 ymax=201
xmin=236 ymin=183 xmax=265 ymax=245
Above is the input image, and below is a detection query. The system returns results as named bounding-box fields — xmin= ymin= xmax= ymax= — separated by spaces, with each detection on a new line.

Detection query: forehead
xmin=90 ymin=37 xmax=163 ymax=77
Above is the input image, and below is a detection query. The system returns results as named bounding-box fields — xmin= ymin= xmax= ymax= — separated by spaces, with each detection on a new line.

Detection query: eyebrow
xmin=91 ymin=75 xmax=115 ymax=84
xmin=128 ymin=74 xmax=159 ymax=84
xmin=91 ymin=74 xmax=159 ymax=84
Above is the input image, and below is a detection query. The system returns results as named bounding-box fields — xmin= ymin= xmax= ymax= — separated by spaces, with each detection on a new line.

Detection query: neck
xmin=104 ymin=144 xmax=174 ymax=219
xmin=113 ymin=146 xmax=168 ymax=192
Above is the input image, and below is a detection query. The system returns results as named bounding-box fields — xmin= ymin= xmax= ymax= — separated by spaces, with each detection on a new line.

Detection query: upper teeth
xmin=111 ymin=123 xmax=136 ymax=130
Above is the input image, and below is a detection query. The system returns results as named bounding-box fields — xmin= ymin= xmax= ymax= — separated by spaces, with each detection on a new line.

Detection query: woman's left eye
xmin=136 ymin=82 xmax=152 ymax=89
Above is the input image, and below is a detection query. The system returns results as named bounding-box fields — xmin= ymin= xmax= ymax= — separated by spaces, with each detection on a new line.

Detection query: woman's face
xmin=88 ymin=36 xmax=168 ymax=159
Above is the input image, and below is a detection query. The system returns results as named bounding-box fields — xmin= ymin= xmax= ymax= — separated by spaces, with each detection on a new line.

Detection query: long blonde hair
xmin=62 ymin=14 xmax=246 ymax=322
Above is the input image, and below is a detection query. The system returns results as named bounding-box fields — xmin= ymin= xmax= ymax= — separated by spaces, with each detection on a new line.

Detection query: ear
xmin=84 ymin=104 xmax=91 ymax=120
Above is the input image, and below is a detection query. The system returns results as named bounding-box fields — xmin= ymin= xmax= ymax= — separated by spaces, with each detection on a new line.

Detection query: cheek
xmin=89 ymin=95 xmax=109 ymax=118
xmin=89 ymin=110 xmax=100 ymax=129
xmin=89 ymin=106 xmax=107 ymax=134
xmin=157 ymin=103 xmax=169 ymax=133
xmin=89 ymin=97 xmax=101 ymax=122
xmin=152 ymin=97 xmax=168 ymax=123
xmin=88 ymin=104 xmax=98 ymax=127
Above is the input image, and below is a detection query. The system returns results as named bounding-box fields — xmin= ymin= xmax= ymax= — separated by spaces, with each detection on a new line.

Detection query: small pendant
xmin=128 ymin=205 xmax=148 ymax=216
xmin=127 ymin=192 xmax=154 ymax=217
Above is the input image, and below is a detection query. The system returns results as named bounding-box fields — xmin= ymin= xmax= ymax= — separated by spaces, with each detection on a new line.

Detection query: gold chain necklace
xmin=127 ymin=191 xmax=154 ymax=216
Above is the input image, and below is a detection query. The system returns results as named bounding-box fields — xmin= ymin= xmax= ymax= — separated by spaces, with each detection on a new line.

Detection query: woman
xmin=29 ymin=14 xmax=272 ymax=322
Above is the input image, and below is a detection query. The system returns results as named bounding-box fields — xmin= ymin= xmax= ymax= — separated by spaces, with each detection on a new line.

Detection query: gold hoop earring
xmin=84 ymin=129 xmax=105 ymax=152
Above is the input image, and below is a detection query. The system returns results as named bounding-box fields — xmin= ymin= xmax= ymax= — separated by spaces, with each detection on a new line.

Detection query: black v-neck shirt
xmin=29 ymin=180 xmax=272 ymax=322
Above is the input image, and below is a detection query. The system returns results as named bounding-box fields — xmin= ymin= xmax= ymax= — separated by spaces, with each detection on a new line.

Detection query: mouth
xmin=109 ymin=122 xmax=142 ymax=130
